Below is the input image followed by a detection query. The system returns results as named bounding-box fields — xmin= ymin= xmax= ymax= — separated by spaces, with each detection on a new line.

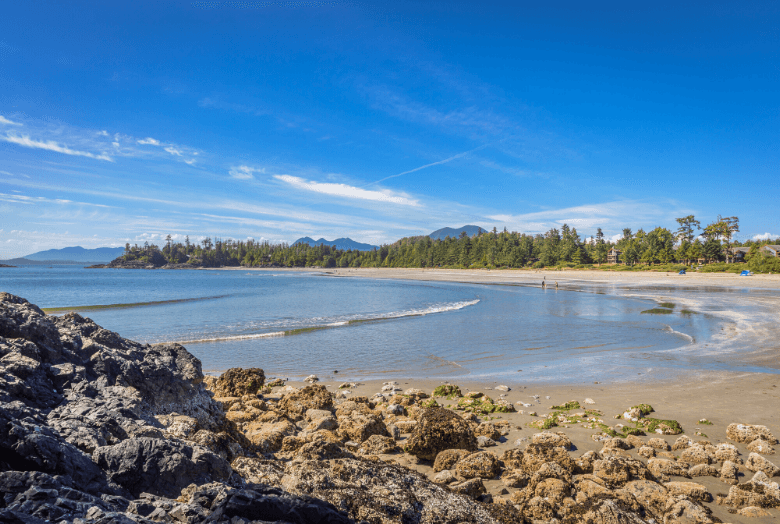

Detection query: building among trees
xmin=760 ymin=245 xmax=780 ymax=258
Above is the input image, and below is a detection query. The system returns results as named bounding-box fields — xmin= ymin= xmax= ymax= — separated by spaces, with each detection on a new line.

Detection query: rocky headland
xmin=1 ymin=292 xmax=779 ymax=523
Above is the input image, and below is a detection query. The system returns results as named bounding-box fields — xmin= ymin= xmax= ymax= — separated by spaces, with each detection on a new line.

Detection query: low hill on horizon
xmin=22 ymin=246 xmax=125 ymax=263
xmin=429 ymin=225 xmax=486 ymax=240
xmin=293 ymin=237 xmax=378 ymax=251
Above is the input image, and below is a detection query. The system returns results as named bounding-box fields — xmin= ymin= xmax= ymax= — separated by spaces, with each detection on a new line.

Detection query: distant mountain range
xmin=292 ymin=237 xmax=378 ymax=251
xmin=8 ymin=230 xmax=489 ymax=264
xmin=429 ymin=225 xmax=486 ymax=240
xmin=21 ymin=246 xmax=125 ymax=263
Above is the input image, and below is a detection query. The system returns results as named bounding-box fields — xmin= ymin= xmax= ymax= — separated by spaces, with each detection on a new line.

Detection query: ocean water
xmin=2 ymin=266 xmax=777 ymax=383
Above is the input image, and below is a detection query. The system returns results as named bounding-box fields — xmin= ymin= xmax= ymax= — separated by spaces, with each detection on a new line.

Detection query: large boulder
xmin=434 ymin=449 xmax=472 ymax=472
xmin=280 ymin=458 xmax=513 ymax=523
xmin=93 ymin=437 xmax=231 ymax=498
xmin=213 ymin=367 xmax=265 ymax=397
xmin=455 ymin=451 xmax=501 ymax=480
xmin=404 ymin=407 xmax=477 ymax=461
xmin=245 ymin=419 xmax=298 ymax=452
xmin=745 ymin=452 xmax=780 ymax=477
xmin=337 ymin=406 xmax=389 ymax=443
xmin=727 ymin=423 xmax=778 ymax=444
xmin=279 ymin=385 xmax=333 ymax=421
xmin=208 ymin=486 xmax=353 ymax=524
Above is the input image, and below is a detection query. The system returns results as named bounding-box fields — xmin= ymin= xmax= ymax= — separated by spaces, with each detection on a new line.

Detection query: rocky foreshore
xmin=1 ymin=292 xmax=779 ymax=523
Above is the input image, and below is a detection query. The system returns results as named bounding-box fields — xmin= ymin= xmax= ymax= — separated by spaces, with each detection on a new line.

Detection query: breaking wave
xmin=175 ymin=299 xmax=480 ymax=344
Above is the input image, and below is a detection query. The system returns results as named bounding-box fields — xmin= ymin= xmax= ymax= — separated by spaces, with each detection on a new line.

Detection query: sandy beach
xmin=220 ymin=266 xmax=780 ymax=290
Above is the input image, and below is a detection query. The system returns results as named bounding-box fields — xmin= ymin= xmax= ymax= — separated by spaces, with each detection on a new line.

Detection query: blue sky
xmin=1 ymin=0 xmax=778 ymax=258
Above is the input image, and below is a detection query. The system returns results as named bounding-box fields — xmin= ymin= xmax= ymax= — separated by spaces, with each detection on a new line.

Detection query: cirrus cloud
xmin=229 ymin=165 xmax=264 ymax=179
xmin=0 ymin=115 xmax=22 ymax=126
xmin=1 ymin=133 xmax=113 ymax=161
xmin=274 ymin=174 xmax=420 ymax=207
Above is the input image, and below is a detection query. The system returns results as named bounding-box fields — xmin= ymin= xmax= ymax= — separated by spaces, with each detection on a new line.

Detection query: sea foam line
xmin=664 ymin=325 xmax=695 ymax=343
xmin=174 ymin=299 xmax=479 ymax=344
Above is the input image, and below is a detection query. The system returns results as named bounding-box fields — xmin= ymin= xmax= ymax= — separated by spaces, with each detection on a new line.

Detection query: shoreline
xmin=213 ymin=265 xmax=780 ymax=290
xmin=212 ymin=266 xmax=780 ymax=382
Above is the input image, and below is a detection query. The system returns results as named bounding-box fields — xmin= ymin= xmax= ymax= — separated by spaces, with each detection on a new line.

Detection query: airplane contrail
xmin=364 ymin=143 xmax=492 ymax=187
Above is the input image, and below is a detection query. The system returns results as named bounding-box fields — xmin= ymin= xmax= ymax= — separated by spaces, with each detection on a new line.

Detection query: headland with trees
xmin=109 ymin=215 xmax=780 ymax=274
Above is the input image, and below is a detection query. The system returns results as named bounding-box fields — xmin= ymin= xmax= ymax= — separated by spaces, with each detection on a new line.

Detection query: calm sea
xmin=2 ymin=265 xmax=775 ymax=383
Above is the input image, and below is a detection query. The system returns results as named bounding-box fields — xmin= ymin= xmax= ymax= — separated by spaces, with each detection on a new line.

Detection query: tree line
xmin=119 ymin=215 xmax=780 ymax=271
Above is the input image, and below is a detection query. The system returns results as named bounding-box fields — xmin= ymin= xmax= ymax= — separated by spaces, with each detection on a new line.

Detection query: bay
xmin=0 ymin=265 xmax=743 ymax=383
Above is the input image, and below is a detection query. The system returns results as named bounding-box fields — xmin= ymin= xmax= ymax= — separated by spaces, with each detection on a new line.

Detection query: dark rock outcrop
xmin=207 ymin=485 xmax=353 ymax=523
xmin=0 ymin=293 xmax=353 ymax=523
xmin=93 ymin=437 xmax=232 ymax=498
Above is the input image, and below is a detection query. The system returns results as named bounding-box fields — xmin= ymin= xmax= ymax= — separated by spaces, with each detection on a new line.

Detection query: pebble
xmin=584 ymin=398 xmax=596 ymax=404
xmin=304 ymin=375 xmax=319 ymax=383
xmin=477 ymin=436 xmax=497 ymax=447
xmin=387 ymin=404 xmax=404 ymax=415
xmin=495 ymin=385 xmax=510 ymax=392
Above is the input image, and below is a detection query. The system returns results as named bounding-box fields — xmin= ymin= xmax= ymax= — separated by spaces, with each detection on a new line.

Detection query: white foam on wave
xmin=173 ymin=299 xmax=480 ymax=345
xmin=176 ymin=331 xmax=286 ymax=344
xmin=379 ymin=299 xmax=480 ymax=320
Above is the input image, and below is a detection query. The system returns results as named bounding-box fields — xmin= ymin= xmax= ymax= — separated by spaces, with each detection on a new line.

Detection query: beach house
xmin=760 ymin=245 xmax=780 ymax=258
xmin=607 ymin=248 xmax=622 ymax=264
xmin=727 ymin=247 xmax=750 ymax=263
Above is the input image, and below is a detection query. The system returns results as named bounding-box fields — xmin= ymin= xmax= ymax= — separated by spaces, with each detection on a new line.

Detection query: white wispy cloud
xmin=185 ymin=159 xmax=196 ymax=165
xmin=0 ymin=115 xmax=22 ymax=126
xmin=487 ymin=200 xmax=692 ymax=235
xmin=229 ymin=165 xmax=264 ymax=180
xmin=1 ymin=134 xmax=113 ymax=161
xmin=275 ymin=174 xmax=420 ymax=207
xmin=164 ymin=146 xmax=182 ymax=156
xmin=137 ymin=137 xmax=160 ymax=145
xmin=0 ymin=192 xmax=110 ymax=207
xmin=363 ymin=85 xmax=514 ymax=136
xmin=752 ymin=232 xmax=779 ymax=241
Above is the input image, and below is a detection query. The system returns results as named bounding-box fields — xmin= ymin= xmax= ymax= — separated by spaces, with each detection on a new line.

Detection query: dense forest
xmin=118 ymin=214 xmax=780 ymax=273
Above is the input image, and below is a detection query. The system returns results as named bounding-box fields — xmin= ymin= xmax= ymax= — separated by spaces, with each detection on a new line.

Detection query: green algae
xmin=432 ymin=385 xmax=463 ymax=399
xmin=551 ymin=401 xmax=581 ymax=411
